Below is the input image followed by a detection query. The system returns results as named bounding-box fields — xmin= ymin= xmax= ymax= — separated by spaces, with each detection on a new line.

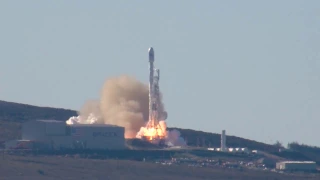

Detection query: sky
xmin=0 ymin=0 xmax=319 ymax=147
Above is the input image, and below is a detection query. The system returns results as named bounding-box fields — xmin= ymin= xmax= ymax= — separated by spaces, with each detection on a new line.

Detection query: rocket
xmin=147 ymin=47 xmax=167 ymax=131
xmin=136 ymin=47 xmax=166 ymax=143
xmin=139 ymin=47 xmax=167 ymax=143
xmin=148 ymin=47 xmax=155 ymax=126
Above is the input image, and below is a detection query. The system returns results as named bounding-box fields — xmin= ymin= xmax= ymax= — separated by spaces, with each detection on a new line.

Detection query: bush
xmin=37 ymin=169 xmax=44 ymax=175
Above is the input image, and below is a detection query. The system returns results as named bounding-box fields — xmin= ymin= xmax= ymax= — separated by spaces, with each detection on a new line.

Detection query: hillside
xmin=168 ymin=128 xmax=278 ymax=152
xmin=0 ymin=100 xmax=77 ymax=142
xmin=279 ymin=142 xmax=320 ymax=165
xmin=0 ymin=100 xmax=282 ymax=152
xmin=0 ymin=100 xmax=77 ymax=122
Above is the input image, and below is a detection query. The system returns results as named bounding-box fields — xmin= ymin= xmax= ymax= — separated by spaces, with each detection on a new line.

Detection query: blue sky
xmin=0 ymin=0 xmax=319 ymax=146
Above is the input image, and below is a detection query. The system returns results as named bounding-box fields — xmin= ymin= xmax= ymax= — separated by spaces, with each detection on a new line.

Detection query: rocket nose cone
xmin=148 ymin=47 xmax=154 ymax=54
xmin=148 ymin=47 xmax=154 ymax=62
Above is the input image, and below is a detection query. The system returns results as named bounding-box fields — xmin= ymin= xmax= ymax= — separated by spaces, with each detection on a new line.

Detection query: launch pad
xmin=141 ymin=136 xmax=166 ymax=146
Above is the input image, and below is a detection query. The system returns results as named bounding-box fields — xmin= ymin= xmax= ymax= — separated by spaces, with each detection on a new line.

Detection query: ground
xmin=1 ymin=100 xmax=320 ymax=179
xmin=0 ymin=154 xmax=318 ymax=180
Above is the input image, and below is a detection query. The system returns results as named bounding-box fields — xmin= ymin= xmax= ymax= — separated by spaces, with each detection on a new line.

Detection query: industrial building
xmin=6 ymin=120 xmax=125 ymax=150
xmin=276 ymin=161 xmax=317 ymax=171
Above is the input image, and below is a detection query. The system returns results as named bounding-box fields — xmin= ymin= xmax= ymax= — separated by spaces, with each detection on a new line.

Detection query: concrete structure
xmin=8 ymin=119 xmax=126 ymax=150
xmin=276 ymin=161 xmax=316 ymax=171
xmin=221 ymin=130 xmax=227 ymax=152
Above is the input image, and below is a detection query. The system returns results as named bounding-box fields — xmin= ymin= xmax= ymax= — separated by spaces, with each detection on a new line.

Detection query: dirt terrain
xmin=0 ymin=154 xmax=318 ymax=180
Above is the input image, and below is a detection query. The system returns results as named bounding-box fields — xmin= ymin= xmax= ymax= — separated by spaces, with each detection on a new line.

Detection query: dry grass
xmin=0 ymin=154 xmax=318 ymax=180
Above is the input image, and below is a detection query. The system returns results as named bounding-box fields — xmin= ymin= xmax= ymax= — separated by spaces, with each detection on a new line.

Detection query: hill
xmin=0 ymin=100 xmax=287 ymax=152
xmin=0 ymin=100 xmax=77 ymax=142
xmin=278 ymin=142 xmax=320 ymax=165
xmin=0 ymin=100 xmax=77 ymax=122
xmin=168 ymin=128 xmax=278 ymax=152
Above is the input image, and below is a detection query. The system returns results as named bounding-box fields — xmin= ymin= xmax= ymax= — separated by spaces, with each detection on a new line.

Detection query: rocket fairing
xmin=148 ymin=47 xmax=154 ymax=62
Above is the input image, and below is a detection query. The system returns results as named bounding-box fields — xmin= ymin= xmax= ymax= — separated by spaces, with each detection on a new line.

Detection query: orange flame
xmin=136 ymin=120 xmax=167 ymax=143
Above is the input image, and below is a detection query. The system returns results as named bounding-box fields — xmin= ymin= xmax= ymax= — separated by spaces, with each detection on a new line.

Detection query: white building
xmin=7 ymin=119 xmax=126 ymax=150
xmin=276 ymin=161 xmax=316 ymax=171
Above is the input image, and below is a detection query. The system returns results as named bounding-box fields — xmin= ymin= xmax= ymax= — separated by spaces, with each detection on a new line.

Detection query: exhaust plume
xmin=79 ymin=100 xmax=102 ymax=121
xmin=67 ymin=75 xmax=149 ymax=138
xmin=99 ymin=75 xmax=149 ymax=138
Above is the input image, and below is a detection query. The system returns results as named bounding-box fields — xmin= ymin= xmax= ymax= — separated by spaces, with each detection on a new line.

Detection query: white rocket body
xmin=136 ymin=47 xmax=167 ymax=144
xmin=148 ymin=47 xmax=155 ymax=126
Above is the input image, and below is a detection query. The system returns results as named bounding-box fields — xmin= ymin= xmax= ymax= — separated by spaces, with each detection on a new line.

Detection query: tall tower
xmin=221 ymin=130 xmax=227 ymax=152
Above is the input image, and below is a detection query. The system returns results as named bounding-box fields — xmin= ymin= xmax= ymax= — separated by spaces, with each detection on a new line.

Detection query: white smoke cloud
xmin=66 ymin=113 xmax=98 ymax=124
xmin=165 ymin=129 xmax=187 ymax=147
